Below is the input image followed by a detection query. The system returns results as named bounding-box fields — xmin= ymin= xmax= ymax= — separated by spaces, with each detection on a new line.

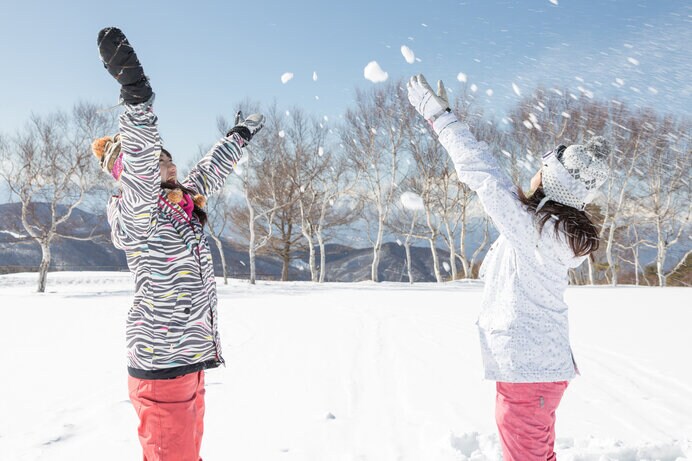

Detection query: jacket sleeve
xmin=107 ymin=108 xmax=161 ymax=249
xmin=433 ymin=113 xmax=540 ymax=254
xmin=180 ymin=133 xmax=244 ymax=197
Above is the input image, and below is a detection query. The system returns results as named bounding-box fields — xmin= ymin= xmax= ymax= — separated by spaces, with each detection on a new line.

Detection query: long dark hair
xmin=160 ymin=180 xmax=208 ymax=227
xmin=159 ymin=148 xmax=207 ymax=227
xmin=518 ymin=187 xmax=599 ymax=257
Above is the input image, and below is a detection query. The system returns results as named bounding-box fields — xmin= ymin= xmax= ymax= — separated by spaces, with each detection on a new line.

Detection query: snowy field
xmin=0 ymin=272 xmax=690 ymax=461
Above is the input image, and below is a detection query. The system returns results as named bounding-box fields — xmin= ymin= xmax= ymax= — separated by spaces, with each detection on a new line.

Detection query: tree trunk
xmin=210 ymin=234 xmax=228 ymax=285
xmin=606 ymin=222 xmax=617 ymax=286
xmin=632 ymin=246 xmax=640 ymax=286
xmin=587 ymin=257 xmax=595 ymax=285
xmin=458 ymin=217 xmax=471 ymax=278
xmin=306 ymin=234 xmax=317 ymax=282
xmin=371 ymin=217 xmax=385 ymax=282
xmin=443 ymin=221 xmax=458 ymax=280
xmin=404 ymin=215 xmax=416 ymax=284
xmin=655 ymin=217 xmax=667 ymax=287
xmin=249 ymin=246 xmax=257 ymax=285
xmin=247 ymin=195 xmax=257 ymax=285
xmin=404 ymin=241 xmax=413 ymax=284
xmin=300 ymin=222 xmax=318 ymax=282
xmin=281 ymin=244 xmax=290 ymax=282
xmin=317 ymin=232 xmax=327 ymax=283
xmin=37 ymin=241 xmax=51 ymax=293
xmin=428 ymin=235 xmax=442 ymax=283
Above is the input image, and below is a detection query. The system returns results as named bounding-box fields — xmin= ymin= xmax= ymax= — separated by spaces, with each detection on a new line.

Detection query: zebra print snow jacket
xmin=107 ymin=106 xmax=243 ymax=380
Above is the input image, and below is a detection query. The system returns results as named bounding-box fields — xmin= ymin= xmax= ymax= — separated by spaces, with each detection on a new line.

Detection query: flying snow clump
xmin=400 ymin=191 xmax=425 ymax=211
xmin=401 ymin=46 xmax=415 ymax=64
xmin=281 ymin=73 xmax=294 ymax=84
xmin=364 ymin=61 xmax=389 ymax=83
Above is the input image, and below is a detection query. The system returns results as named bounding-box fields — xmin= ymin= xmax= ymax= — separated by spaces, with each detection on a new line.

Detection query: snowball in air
xmin=457 ymin=72 xmax=467 ymax=83
xmin=281 ymin=73 xmax=294 ymax=84
xmin=512 ymin=83 xmax=522 ymax=96
xmin=313 ymin=72 xmax=318 ymax=81
xmin=400 ymin=191 xmax=424 ymax=211
xmin=401 ymin=46 xmax=415 ymax=64
xmin=364 ymin=61 xmax=389 ymax=83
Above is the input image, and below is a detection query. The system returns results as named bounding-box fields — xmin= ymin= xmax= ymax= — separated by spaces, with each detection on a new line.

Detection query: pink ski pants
xmin=495 ymin=381 xmax=569 ymax=461
xmin=128 ymin=371 xmax=206 ymax=461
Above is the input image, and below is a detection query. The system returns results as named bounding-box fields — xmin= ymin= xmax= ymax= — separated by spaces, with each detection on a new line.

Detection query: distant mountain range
xmin=1 ymin=202 xmax=688 ymax=284
xmin=0 ymin=203 xmax=464 ymax=282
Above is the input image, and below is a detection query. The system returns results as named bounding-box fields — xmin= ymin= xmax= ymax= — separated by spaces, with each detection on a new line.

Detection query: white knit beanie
xmin=539 ymin=136 xmax=611 ymax=210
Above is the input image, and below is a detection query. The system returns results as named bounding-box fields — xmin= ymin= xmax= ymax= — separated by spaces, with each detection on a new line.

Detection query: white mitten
xmin=406 ymin=74 xmax=450 ymax=122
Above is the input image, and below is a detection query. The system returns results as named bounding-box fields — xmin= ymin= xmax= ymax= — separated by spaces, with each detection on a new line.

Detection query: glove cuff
xmin=432 ymin=111 xmax=459 ymax=135
xmin=226 ymin=125 xmax=252 ymax=143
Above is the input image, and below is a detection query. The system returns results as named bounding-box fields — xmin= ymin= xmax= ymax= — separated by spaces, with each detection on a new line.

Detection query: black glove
xmin=226 ymin=112 xmax=265 ymax=144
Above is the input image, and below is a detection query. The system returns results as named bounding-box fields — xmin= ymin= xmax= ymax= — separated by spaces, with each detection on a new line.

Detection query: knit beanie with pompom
xmin=539 ymin=136 xmax=611 ymax=211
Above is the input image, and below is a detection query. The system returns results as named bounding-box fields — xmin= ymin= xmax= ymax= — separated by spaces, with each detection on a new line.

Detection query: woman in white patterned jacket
xmin=407 ymin=74 xmax=611 ymax=461
xmin=94 ymin=27 xmax=264 ymax=461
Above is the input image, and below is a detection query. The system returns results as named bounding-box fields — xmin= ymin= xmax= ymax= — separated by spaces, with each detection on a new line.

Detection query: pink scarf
xmin=178 ymin=193 xmax=194 ymax=219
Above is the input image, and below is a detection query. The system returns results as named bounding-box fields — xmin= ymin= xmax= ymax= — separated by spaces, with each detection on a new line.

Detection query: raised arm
xmin=407 ymin=74 xmax=540 ymax=253
xmin=97 ymin=27 xmax=160 ymax=248
xmin=107 ymin=104 xmax=161 ymax=248
xmin=181 ymin=113 xmax=265 ymax=197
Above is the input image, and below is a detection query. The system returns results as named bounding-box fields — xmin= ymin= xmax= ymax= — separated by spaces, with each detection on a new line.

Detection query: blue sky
xmin=0 ymin=0 xmax=689 ymax=168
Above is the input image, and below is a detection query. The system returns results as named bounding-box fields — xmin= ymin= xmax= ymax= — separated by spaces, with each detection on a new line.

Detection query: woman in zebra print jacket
xmin=95 ymin=27 xmax=264 ymax=460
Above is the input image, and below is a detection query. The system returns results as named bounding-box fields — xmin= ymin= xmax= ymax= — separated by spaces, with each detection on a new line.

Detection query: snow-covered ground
xmin=0 ymin=272 xmax=690 ymax=461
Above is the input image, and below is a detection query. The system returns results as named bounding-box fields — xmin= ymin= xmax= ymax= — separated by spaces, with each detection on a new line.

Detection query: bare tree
xmin=227 ymin=104 xmax=304 ymax=281
xmin=341 ymin=82 xmax=410 ymax=282
xmin=404 ymin=123 xmax=447 ymax=282
xmin=205 ymin=186 xmax=233 ymax=284
xmin=637 ymin=117 xmax=691 ymax=286
xmin=312 ymin=153 xmax=361 ymax=283
xmin=219 ymin=106 xmax=283 ymax=285
xmin=0 ymin=102 xmax=115 ymax=292
xmin=279 ymin=109 xmax=331 ymax=282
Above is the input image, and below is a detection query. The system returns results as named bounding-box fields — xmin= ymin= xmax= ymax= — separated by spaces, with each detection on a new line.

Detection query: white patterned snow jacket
xmin=107 ymin=105 xmax=243 ymax=380
xmin=433 ymin=112 xmax=585 ymax=383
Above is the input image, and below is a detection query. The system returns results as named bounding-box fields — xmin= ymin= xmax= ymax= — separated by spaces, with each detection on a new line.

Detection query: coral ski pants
xmin=495 ymin=381 xmax=569 ymax=461
xmin=128 ymin=371 xmax=206 ymax=461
